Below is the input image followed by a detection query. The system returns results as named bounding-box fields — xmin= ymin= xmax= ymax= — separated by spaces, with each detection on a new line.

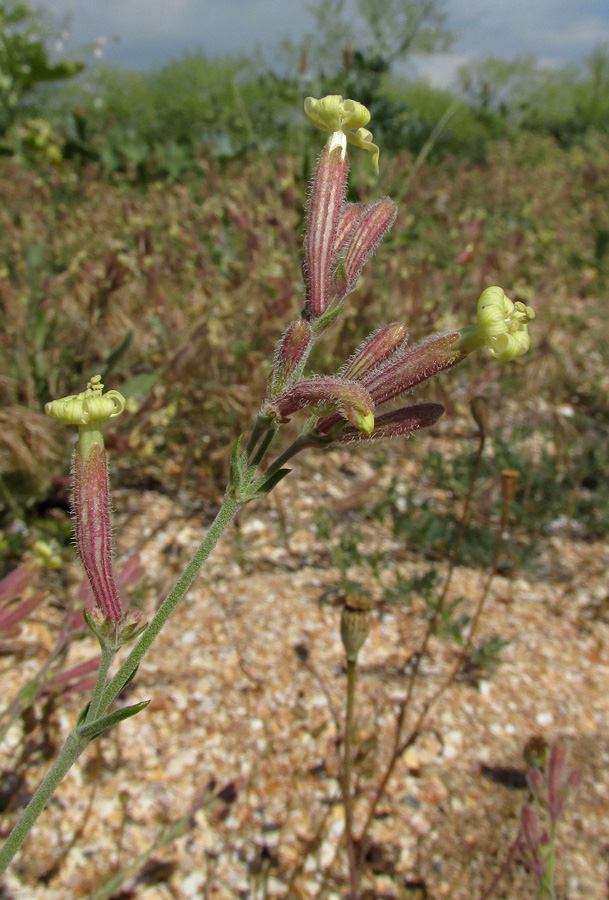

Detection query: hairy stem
xmin=0 ymin=492 xmax=244 ymax=875
xmin=100 ymin=492 xmax=243 ymax=714
xmin=0 ymin=730 xmax=88 ymax=874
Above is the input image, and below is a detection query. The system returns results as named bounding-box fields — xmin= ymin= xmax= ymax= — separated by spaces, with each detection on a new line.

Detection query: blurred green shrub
xmin=0 ymin=1 xmax=83 ymax=138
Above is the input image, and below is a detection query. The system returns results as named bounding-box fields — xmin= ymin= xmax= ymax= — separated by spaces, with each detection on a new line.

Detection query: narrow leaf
xmin=77 ymin=700 xmax=150 ymax=740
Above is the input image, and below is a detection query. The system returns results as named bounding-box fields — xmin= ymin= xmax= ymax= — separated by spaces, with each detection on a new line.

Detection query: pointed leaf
xmin=77 ymin=700 xmax=150 ymax=740
xmin=229 ymin=435 xmax=244 ymax=487
xmin=253 ymin=468 xmax=291 ymax=497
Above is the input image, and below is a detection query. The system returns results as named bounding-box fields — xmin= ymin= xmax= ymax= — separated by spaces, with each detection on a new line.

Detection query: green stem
xmin=247 ymin=425 xmax=278 ymax=474
xmin=85 ymin=644 xmax=116 ymax=723
xmin=0 ymin=492 xmax=243 ymax=876
xmin=0 ymin=730 xmax=88 ymax=875
xmin=244 ymin=416 xmax=270 ymax=460
xmin=343 ymin=658 xmax=359 ymax=899
xmin=99 ymin=492 xmax=242 ymax=715
xmin=261 ymin=433 xmax=311 ymax=483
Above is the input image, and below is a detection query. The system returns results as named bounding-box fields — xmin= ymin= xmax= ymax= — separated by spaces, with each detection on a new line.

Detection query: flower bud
xmin=305 ymin=141 xmax=349 ymax=318
xmin=362 ymin=333 xmax=465 ymax=407
xmin=262 ymin=376 xmax=374 ymax=434
xmin=336 ymin=403 xmax=444 ymax=444
xmin=337 ymin=199 xmax=397 ymax=300
xmin=73 ymin=444 xmax=123 ymax=623
xmin=334 ymin=203 xmax=363 ymax=255
xmin=269 ymin=319 xmax=313 ymax=395
xmin=520 ymin=804 xmax=541 ymax=861
xmin=341 ymin=323 xmax=408 ymax=382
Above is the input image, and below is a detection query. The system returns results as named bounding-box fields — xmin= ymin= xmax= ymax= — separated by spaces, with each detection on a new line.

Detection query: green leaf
xmin=77 ymin=700 xmax=150 ymax=740
xmin=249 ymin=467 xmax=291 ymax=498
xmin=228 ymin=435 xmax=244 ymax=487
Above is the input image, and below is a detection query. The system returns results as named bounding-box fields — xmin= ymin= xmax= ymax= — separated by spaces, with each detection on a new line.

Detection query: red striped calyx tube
xmin=45 ymin=376 xmax=126 ymax=624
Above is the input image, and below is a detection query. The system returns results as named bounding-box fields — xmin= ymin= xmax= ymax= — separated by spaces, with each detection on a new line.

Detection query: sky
xmin=39 ymin=0 xmax=609 ymax=87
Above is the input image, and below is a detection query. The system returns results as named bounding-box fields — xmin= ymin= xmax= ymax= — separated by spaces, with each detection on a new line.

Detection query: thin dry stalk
xmin=357 ymin=414 xmax=487 ymax=850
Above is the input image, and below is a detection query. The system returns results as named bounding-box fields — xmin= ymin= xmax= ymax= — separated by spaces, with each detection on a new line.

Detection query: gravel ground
xmin=2 ymin=429 xmax=608 ymax=900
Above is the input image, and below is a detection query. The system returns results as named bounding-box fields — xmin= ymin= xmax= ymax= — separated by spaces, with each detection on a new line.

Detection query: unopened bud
xmin=262 ymin=376 xmax=374 ymax=434
xmin=337 ymin=199 xmax=397 ymax=299
xmin=334 ymin=203 xmax=363 ymax=255
xmin=305 ymin=141 xmax=349 ymax=319
xmin=269 ymin=319 xmax=312 ymax=395
xmin=362 ymin=333 xmax=464 ymax=407
xmin=520 ymin=804 xmax=540 ymax=857
xmin=336 ymin=402 xmax=444 ymax=444
xmin=73 ymin=444 xmax=123 ymax=623
xmin=342 ymin=323 xmax=407 ymax=382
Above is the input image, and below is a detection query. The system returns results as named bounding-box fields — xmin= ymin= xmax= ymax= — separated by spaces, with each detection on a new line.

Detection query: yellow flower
xmin=304 ymin=95 xmax=380 ymax=174
xmin=460 ymin=287 xmax=535 ymax=362
xmin=45 ymin=375 xmax=126 ymax=460
xmin=45 ymin=375 xmax=125 ymax=425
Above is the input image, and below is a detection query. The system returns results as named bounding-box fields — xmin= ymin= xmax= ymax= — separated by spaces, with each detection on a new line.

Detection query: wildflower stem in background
xmin=340 ymin=602 xmax=373 ymax=899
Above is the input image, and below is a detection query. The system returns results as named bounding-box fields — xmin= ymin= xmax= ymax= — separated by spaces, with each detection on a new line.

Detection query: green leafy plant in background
xmin=0 ymin=1 xmax=83 ymax=146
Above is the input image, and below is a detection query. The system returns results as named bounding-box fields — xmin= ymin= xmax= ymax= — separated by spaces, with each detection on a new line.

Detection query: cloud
xmin=449 ymin=0 xmax=609 ymax=63
xmin=408 ymin=52 xmax=472 ymax=89
xmin=42 ymin=0 xmax=312 ymax=66
xmin=39 ymin=0 xmax=609 ymax=72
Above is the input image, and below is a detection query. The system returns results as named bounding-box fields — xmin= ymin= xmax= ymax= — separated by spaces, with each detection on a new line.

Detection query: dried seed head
xmin=470 ymin=395 xmax=490 ymax=436
xmin=501 ymin=469 xmax=520 ymax=508
xmin=340 ymin=600 xmax=373 ymax=662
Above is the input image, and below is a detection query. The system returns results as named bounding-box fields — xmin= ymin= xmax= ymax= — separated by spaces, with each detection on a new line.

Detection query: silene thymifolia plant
xmin=0 ymin=95 xmax=536 ymax=882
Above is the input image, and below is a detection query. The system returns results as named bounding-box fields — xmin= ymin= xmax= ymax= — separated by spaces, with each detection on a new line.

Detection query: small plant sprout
xmin=482 ymin=737 xmax=582 ymax=900
xmin=0 ymin=95 xmax=536 ymax=879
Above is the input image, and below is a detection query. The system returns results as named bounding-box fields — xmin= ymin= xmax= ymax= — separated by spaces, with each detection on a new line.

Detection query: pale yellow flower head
xmin=45 ymin=375 xmax=126 ymax=460
xmin=45 ymin=375 xmax=125 ymax=425
xmin=460 ymin=286 xmax=535 ymax=362
xmin=304 ymin=95 xmax=380 ymax=174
